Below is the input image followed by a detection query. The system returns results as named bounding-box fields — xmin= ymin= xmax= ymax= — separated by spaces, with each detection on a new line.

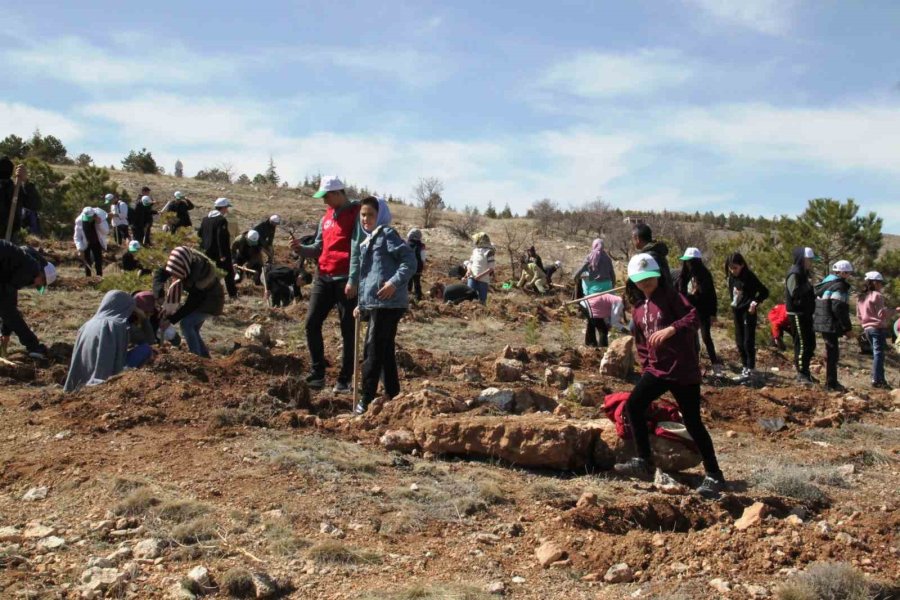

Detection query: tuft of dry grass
xmin=357 ymin=583 xmax=494 ymax=600
xmin=307 ymin=541 xmax=381 ymax=565
xmin=264 ymin=522 xmax=312 ymax=556
xmin=750 ymin=462 xmax=850 ymax=503
xmin=112 ymin=487 xmax=161 ymax=517
xmin=170 ymin=516 xmax=217 ymax=545
xmin=263 ymin=435 xmax=388 ymax=481
xmin=525 ymin=479 xmax=574 ymax=505
xmin=776 ymin=562 xmax=873 ymax=600
xmin=221 ymin=567 xmax=255 ymax=598
xmin=157 ymin=499 xmax=209 ymax=524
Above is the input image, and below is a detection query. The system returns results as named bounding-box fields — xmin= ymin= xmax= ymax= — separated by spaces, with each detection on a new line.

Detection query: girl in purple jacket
xmin=615 ymin=253 xmax=725 ymax=499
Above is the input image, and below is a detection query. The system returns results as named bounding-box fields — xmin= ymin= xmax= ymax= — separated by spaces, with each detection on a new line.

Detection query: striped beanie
xmin=163 ymin=247 xmax=192 ymax=315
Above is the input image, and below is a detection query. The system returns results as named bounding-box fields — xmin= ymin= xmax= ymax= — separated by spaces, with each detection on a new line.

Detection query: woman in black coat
xmin=675 ymin=248 xmax=721 ymax=372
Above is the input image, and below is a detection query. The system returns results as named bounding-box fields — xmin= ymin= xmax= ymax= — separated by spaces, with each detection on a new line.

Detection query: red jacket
xmin=632 ymin=287 xmax=701 ymax=384
xmin=318 ymin=203 xmax=360 ymax=277
xmin=603 ymin=392 xmax=697 ymax=449
xmin=768 ymin=303 xmax=789 ymax=338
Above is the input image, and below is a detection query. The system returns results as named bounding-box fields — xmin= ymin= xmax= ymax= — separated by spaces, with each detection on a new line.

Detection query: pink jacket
xmin=857 ymin=291 xmax=889 ymax=330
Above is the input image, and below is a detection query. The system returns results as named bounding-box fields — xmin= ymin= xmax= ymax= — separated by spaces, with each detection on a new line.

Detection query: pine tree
xmin=121 ymin=148 xmax=159 ymax=174
xmin=485 ymin=201 xmax=498 ymax=219
xmin=265 ymin=156 xmax=279 ymax=186
xmin=0 ymin=134 xmax=28 ymax=159
xmin=500 ymin=203 xmax=513 ymax=219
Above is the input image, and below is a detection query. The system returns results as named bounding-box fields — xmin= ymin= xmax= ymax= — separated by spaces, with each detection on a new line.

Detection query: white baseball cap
xmin=679 ymin=247 xmax=702 ymax=261
xmin=864 ymin=271 xmax=884 ymax=282
xmin=628 ymin=253 xmax=661 ymax=283
xmin=554 ymin=260 xmax=562 ymax=267
xmin=128 ymin=241 xmax=141 ymax=253
xmin=832 ymin=260 xmax=853 ymax=273
xmin=104 ymin=193 xmax=115 ymax=204
xmin=313 ymin=176 xmax=344 ymax=199
xmin=43 ymin=263 xmax=57 ymax=286
xmin=81 ymin=207 xmax=95 ymax=221
xmin=141 ymin=195 xmax=153 ymax=206
xmin=214 ymin=197 xmax=232 ymax=208
xmin=269 ymin=214 xmax=281 ymax=225
xmin=247 ymin=230 xmax=260 ymax=245
xmin=174 ymin=191 xmax=184 ymax=199
xmin=803 ymin=247 xmax=816 ymax=259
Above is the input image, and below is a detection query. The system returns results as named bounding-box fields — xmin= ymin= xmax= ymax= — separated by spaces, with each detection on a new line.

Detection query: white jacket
xmin=74 ymin=208 xmax=110 ymax=251
xmin=467 ymin=245 xmax=496 ymax=283
xmin=110 ymin=201 xmax=128 ymax=227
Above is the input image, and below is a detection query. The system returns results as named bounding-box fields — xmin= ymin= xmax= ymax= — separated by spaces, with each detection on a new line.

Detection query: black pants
xmin=0 ymin=290 xmax=41 ymax=352
xmin=133 ymin=224 xmax=151 ymax=246
xmin=791 ymin=314 xmax=816 ymax=376
xmin=305 ymin=278 xmax=357 ymax=382
xmin=625 ymin=372 xmax=721 ymax=475
xmin=114 ymin=224 xmax=129 ymax=245
xmin=822 ymin=332 xmax=840 ymax=386
xmin=733 ymin=309 xmax=758 ymax=369
xmin=585 ymin=318 xmax=609 ymax=347
xmin=361 ymin=308 xmax=405 ymax=400
xmin=698 ymin=314 xmax=719 ymax=364
xmin=84 ymin=244 xmax=103 ymax=276
xmin=219 ymin=258 xmax=237 ymax=299
xmin=408 ymin=274 xmax=422 ymax=301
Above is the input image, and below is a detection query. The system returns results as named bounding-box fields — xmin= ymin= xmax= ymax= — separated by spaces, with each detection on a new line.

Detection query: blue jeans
xmin=179 ymin=312 xmax=211 ymax=357
xmin=126 ymin=343 xmax=153 ymax=368
xmin=467 ymin=278 xmax=489 ymax=304
xmin=865 ymin=328 xmax=886 ymax=384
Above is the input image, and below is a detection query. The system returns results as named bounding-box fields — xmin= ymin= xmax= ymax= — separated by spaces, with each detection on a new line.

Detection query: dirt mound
xmin=570 ymin=495 xmax=723 ymax=534
xmin=703 ymin=386 xmax=834 ymax=431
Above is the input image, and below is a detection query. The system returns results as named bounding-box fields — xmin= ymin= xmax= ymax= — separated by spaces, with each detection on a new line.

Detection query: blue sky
xmin=2 ymin=0 xmax=900 ymax=231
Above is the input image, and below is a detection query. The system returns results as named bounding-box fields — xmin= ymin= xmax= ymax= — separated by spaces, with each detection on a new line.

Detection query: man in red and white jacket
xmin=291 ymin=176 xmax=360 ymax=392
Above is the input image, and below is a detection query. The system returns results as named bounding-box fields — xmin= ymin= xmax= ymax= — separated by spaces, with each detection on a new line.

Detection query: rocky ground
xmin=2 ymin=173 xmax=899 ymax=599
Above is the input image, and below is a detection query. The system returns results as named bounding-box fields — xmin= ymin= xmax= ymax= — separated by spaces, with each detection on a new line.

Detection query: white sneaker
xmin=732 ymin=368 xmax=749 ymax=382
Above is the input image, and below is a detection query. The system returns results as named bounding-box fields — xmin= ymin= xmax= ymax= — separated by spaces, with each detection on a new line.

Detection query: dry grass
xmin=112 ymin=487 xmax=161 ymax=517
xmin=525 ymin=479 xmax=574 ymax=505
xmin=156 ymin=499 xmax=209 ymax=524
xmin=751 ymin=462 xmax=850 ymax=503
xmin=169 ymin=516 xmax=217 ymax=545
xmin=357 ymin=583 xmax=494 ymax=600
xmin=776 ymin=562 xmax=872 ymax=600
xmin=263 ymin=434 xmax=388 ymax=481
xmin=221 ymin=567 xmax=255 ymax=598
xmin=307 ymin=540 xmax=381 ymax=565
xmin=264 ymin=522 xmax=312 ymax=556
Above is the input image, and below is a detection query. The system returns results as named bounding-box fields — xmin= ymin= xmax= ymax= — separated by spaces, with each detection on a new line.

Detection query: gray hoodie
xmin=64 ymin=291 xmax=134 ymax=392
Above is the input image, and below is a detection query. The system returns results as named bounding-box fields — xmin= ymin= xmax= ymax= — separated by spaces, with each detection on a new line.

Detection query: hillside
xmin=1 ymin=168 xmax=898 ymax=599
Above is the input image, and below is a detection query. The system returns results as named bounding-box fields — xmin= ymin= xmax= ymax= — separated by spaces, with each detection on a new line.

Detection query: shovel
xmin=562 ymin=285 xmax=627 ymax=307
xmin=352 ymin=310 xmax=362 ymax=412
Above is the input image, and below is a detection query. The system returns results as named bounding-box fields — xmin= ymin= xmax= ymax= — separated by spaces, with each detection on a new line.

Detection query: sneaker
xmin=305 ymin=372 xmax=325 ymax=389
xmin=332 ymin=381 xmax=351 ymax=394
xmin=795 ymin=373 xmax=814 ymax=386
xmin=27 ymin=345 xmax=48 ymax=360
xmin=613 ymin=457 xmax=654 ymax=481
xmin=732 ymin=368 xmax=749 ymax=382
xmin=825 ymin=382 xmax=847 ymax=393
xmin=353 ymin=395 xmax=373 ymax=415
xmin=711 ymin=364 xmax=724 ymax=377
xmin=696 ymin=473 xmax=725 ymax=499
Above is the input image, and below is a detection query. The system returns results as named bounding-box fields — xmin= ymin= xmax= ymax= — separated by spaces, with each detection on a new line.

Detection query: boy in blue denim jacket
xmin=349 ymin=197 xmax=416 ymax=414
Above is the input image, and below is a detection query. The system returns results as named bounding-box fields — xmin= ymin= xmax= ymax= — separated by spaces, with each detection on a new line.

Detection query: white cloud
xmin=0 ymin=102 xmax=83 ymax=141
xmin=661 ymin=102 xmax=900 ymax=173
xmin=538 ymin=49 xmax=694 ymax=99
xmin=7 ymin=36 xmax=232 ymax=87
xmin=684 ymin=0 xmax=797 ymax=35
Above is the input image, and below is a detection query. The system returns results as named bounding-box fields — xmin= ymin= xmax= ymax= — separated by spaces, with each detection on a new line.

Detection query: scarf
xmin=163 ymin=246 xmax=192 ymax=315
xmin=587 ymin=238 xmax=605 ymax=272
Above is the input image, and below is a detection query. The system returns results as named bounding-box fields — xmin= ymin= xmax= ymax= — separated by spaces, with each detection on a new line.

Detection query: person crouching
xmin=614 ymin=253 xmax=726 ymax=499
xmin=351 ymin=197 xmax=416 ymax=414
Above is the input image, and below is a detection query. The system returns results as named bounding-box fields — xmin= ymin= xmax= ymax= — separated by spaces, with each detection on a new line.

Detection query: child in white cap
xmin=813 ymin=260 xmax=854 ymax=392
xmin=857 ymin=271 xmax=900 ymax=389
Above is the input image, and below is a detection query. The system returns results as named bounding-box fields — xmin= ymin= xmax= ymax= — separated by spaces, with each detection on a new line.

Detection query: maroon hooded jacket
xmin=632 ymin=286 xmax=701 ymax=384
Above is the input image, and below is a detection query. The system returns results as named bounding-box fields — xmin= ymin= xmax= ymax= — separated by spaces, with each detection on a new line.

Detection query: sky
xmin=2 ymin=0 xmax=900 ymax=231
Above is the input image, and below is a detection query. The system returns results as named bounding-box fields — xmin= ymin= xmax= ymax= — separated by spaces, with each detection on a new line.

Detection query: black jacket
xmin=166 ymin=199 xmax=194 ymax=228
xmin=641 ymin=240 xmax=673 ymax=287
xmin=0 ymin=170 xmax=41 ymax=238
xmin=784 ymin=248 xmax=815 ymax=316
xmin=131 ymin=203 xmax=154 ymax=231
xmin=727 ymin=266 xmax=769 ymax=313
xmin=0 ymin=239 xmax=40 ymax=295
xmin=813 ymin=275 xmax=852 ymax=335
xmin=252 ymin=219 xmax=276 ymax=248
xmin=675 ymin=259 xmax=717 ymax=317
xmin=443 ymin=283 xmax=479 ymax=305
xmin=199 ymin=212 xmax=231 ymax=262
xmin=232 ymin=235 xmax=263 ymax=265
xmin=409 ymin=240 xmax=425 ymax=274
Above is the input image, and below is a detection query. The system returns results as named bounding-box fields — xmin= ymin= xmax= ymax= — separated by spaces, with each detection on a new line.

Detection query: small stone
xmin=23 ymin=523 xmax=55 ymax=539
xmin=581 ymin=572 xmax=600 ymax=582
xmin=0 ymin=526 xmax=21 ymax=543
xmin=106 ymin=546 xmax=132 ymax=563
xmin=22 ymin=486 xmax=49 ymax=501
xmin=535 ymin=542 xmax=566 ymax=567
xmin=576 ymin=492 xmax=598 ymax=508
xmin=836 ymin=464 xmax=855 ymax=477
xmin=485 ymin=581 xmax=506 ymax=595
xmin=54 ymin=430 xmax=72 ymax=440
xmin=87 ymin=557 xmax=114 ymax=569
xmin=816 ymin=520 xmax=832 ymax=536
xmin=251 ymin=571 xmax=278 ymax=598
xmin=187 ymin=565 xmax=210 ymax=588
xmin=744 ymin=583 xmax=769 ymax=598
xmin=709 ymin=578 xmax=731 ymax=593
xmin=544 ymin=366 xmax=574 ymax=389
xmin=735 ymin=502 xmax=768 ymax=530
xmin=835 ymin=532 xmax=854 ymax=545
xmin=784 ymin=514 xmax=804 ymax=526
xmin=379 ymin=429 xmax=418 ymax=453
xmin=604 ymin=563 xmax=633 ymax=583
xmin=651 ymin=533 xmax=666 ymax=547
xmin=474 ymin=532 xmax=502 ymax=545
xmin=38 ymin=535 xmax=65 ymax=550
xmin=553 ymin=404 xmax=571 ymax=418
xmin=726 ymin=430 xmax=737 ymax=438
xmin=132 ymin=538 xmax=164 ymax=559
xmin=511 ymin=576 xmax=526 ymax=584
xmin=243 ymin=324 xmax=272 ymax=347
xmin=409 ymin=483 xmax=419 ymax=492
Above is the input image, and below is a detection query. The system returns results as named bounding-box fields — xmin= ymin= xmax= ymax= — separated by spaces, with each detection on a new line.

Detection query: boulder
xmin=80 ymin=567 xmax=129 ymax=596
xmin=414 ymin=415 xmax=615 ymax=471
xmin=22 ymin=486 xmax=49 ymax=501
xmin=243 ymin=324 xmax=272 ymax=347
xmin=494 ymin=358 xmax=524 ymax=382
xmin=604 ymin=563 xmax=633 ymax=583
xmin=500 ymin=344 xmax=529 ymax=362
xmin=544 ymin=366 xmax=574 ymax=390
xmin=512 ymin=389 xmax=558 ymax=413
xmin=477 ymin=387 xmax=517 ymax=412
xmin=379 ymin=429 xmax=419 ymax=453
xmin=613 ymin=435 xmax=701 ymax=473
xmin=735 ymin=502 xmax=768 ymax=530
xmin=599 ymin=336 xmax=635 ymax=379
xmin=251 ymin=572 xmax=279 ymax=599
xmin=132 ymin=537 xmax=164 ymax=559
xmin=450 ymin=364 xmax=483 ymax=383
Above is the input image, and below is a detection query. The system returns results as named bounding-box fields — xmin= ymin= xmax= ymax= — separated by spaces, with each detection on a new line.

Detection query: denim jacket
xmin=357 ymin=226 xmax=416 ymax=310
